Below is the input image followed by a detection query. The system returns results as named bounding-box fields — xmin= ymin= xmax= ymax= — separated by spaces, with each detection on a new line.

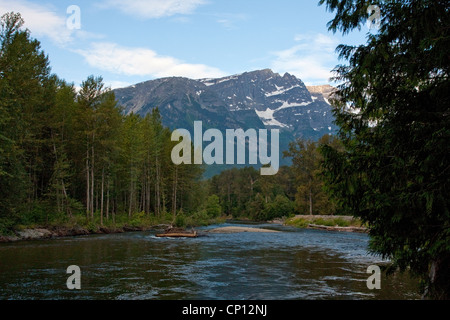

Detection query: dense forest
xmin=0 ymin=12 xmax=341 ymax=234
xmin=0 ymin=12 xmax=207 ymax=232
xmin=318 ymin=0 xmax=449 ymax=299
xmin=209 ymin=134 xmax=342 ymax=221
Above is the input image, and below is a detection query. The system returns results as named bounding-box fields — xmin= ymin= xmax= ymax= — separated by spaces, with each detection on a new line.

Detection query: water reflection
xmin=0 ymin=223 xmax=420 ymax=300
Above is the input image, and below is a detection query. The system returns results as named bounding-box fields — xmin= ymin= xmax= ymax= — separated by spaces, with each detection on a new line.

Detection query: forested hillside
xmin=0 ymin=13 xmax=204 ymax=233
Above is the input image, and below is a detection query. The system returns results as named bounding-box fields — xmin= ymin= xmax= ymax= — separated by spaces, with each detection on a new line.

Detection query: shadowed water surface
xmin=0 ymin=222 xmax=420 ymax=300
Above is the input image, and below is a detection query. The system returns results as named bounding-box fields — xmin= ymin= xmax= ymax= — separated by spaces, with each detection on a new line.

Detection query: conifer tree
xmin=0 ymin=12 xmax=51 ymax=223
xmin=319 ymin=0 xmax=450 ymax=299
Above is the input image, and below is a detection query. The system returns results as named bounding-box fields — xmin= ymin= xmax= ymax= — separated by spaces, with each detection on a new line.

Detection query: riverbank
xmin=0 ymin=215 xmax=367 ymax=243
xmin=0 ymin=224 xmax=159 ymax=243
xmin=0 ymin=221 xmax=419 ymax=300
xmin=283 ymin=215 xmax=368 ymax=233
xmin=0 ymin=213 xmax=227 ymax=243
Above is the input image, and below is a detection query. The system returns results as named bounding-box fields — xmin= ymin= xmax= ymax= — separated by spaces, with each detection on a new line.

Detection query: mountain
xmin=115 ymin=69 xmax=337 ymax=136
xmin=198 ymin=69 xmax=337 ymax=139
xmin=113 ymin=69 xmax=337 ymax=176
xmin=306 ymin=84 xmax=337 ymax=104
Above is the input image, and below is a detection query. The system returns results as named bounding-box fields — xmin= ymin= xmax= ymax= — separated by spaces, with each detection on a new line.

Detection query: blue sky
xmin=1 ymin=0 xmax=369 ymax=88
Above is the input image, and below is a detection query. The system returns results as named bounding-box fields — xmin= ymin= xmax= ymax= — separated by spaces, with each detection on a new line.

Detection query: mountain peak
xmin=114 ymin=70 xmax=337 ymax=140
xmin=306 ymin=85 xmax=337 ymax=102
xmin=253 ymin=68 xmax=276 ymax=75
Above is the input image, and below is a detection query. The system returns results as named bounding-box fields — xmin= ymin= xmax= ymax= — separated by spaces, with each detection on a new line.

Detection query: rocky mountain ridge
xmin=114 ymin=69 xmax=337 ymax=140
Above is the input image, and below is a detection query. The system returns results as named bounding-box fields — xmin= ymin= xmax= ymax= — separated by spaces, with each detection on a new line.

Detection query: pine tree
xmin=47 ymin=79 xmax=78 ymax=218
xmin=284 ymin=136 xmax=339 ymax=215
xmin=0 ymin=12 xmax=51 ymax=224
xmin=319 ymin=0 xmax=450 ymax=299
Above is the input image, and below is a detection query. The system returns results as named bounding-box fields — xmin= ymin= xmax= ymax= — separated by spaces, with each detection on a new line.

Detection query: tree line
xmin=208 ymin=134 xmax=343 ymax=221
xmin=0 ymin=12 xmax=203 ymax=232
xmin=318 ymin=0 xmax=449 ymax=299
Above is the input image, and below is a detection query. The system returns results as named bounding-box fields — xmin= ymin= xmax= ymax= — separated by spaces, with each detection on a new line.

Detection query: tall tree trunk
xmin=86 ymin=143 xmax=90 ymax=220
xmin=250 ymin=176 xmax=258 ymax=196
xmin=100 ymin=167 xmax=104 ymax=226
xmin=61 ymin=180 xmax=72 ymax=218
xmin=140 ymin=178 xmax=145 ymax=213
xmin=155 ymin=157 xmax=161 ymax=217
xmin=309 ymin=178 xmax=313 ymax=215
xmin=146 ymin=159 xmax=151 ymax=214
xmin=90 ymin=144 xmax=94 ymax=219
xmin=128 ymin=164 xmax=133 ymax=217
xmin=139 ymin=181 xmax=144 ymax=213
xmin=106 ymin=175 xmax=110 ymax=222
xmin=146 ymin=168 xmax=151 ymax=214
xmin=172 ymin=166 xmax=178 ymax=218
xmin=227 ymin=184 xmax=231 ymax=215
xmin=112 ymin=196 xmax=116 ymax=224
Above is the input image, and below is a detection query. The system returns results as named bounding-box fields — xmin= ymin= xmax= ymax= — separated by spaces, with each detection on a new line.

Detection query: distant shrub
xmin=285 ymin=217 xmax=309 ymax=228
xmin=188 ymin=210 xmax=210 ymax=226
xmin=265 ymin=195 xmax=295 ymax=220
xmin=175 ymin=213 xmax=186 ymax=228
xmin=205 ymin=195 xmax=222 ymax=218
xmin=0 ymin=217 xmax=15 ymax=235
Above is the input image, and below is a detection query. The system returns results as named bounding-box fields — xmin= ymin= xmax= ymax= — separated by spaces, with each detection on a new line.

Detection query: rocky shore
xmin=306 ymin=224 xmax=367 ymax=233
xmin=0 ymin=225 xmax=158 ymax=243
xmin=0 ymin=215 xmax=367 ymax=243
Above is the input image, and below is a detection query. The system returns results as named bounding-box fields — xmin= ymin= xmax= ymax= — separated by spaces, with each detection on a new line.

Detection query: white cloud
xmin=75 ymin=42 xmax=226 ymax=79
xmin=0 ymin=0 xmax=105 ymax=46
xmin=215 ymin=13 xmax=248 ymax=30
xmin=271 ymin=33 xmax=339 ymax=85
xmin=0 ymin=0 xmax=73 ymax=45
xmin=99 ymin=0 xmax=207 ymax=19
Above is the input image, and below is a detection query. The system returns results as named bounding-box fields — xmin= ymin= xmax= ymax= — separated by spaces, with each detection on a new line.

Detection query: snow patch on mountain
xmin=264 ymin=84 xmax=302 ymax=97
xmin=255 ymin=108 xmax=289 ymax=128
xmin=276 ymin=100 xmax=312 ymax=111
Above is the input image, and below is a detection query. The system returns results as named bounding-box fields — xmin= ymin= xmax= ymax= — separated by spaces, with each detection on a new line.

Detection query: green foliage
xmin=283 ymin=135 xmax=342 ymax=215
xmin=284 ymin=217 xmax=310 ymax=228
xmin=0 ymin=217 xmax=15 ymax=235
xmin=128 ymin=211 xmax=146 ymax=227
xmin=0 ymin=12 xmax=51 ymax=222
xmin=319 ymin=0 xmax=450 ymax=299
xmin=208 ymin=166 xmax=296 ymax=220
xmin=18 ymin=202 xmax=49 ymax=226
xmin=85 ymin=220 xmax=99 ymax=233
xmin=205 ymin=195 xmax=221 ymax=218
xmin=174 ymin=212 xmax=186 ymax=228
xmin=264 ymin=195 xmax=295 ymax=220
xmin=285 ymin=216 xmax=360 ymax=228
xmin=188 ymin=210 xmax=210 ymax=226
xmin=248 ymin=193 xmax=266 ymax=221
xmin=0 ymin=12 xmax=204 ymax=234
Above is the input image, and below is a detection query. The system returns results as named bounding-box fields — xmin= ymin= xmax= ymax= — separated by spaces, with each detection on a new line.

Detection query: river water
xmin=0 ymin=222 xmax=419 ymax=300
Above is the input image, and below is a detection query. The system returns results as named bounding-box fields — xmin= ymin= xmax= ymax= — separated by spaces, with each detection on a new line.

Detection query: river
xmin=0 ymin=222 xmax=420 ymax=300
